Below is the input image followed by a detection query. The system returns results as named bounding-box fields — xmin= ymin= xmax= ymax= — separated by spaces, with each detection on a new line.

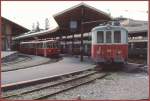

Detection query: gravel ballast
xmin=47 ymin=72 xmax=148 ymax=100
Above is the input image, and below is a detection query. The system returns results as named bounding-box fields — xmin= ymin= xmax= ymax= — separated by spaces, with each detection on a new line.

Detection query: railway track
xmin=1 ymin=69 xmax=108 ymax=100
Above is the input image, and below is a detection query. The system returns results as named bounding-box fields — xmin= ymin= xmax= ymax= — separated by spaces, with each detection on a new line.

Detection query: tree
xmin=32 ymin=23 xmax=35 ymax=31
xmin=36 ymin=21 xmax=40 ymax=31
xmin=45 ymin=18 xmax=49 ymax=30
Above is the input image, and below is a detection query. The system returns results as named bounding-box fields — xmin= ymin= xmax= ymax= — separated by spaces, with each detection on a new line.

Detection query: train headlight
xmin=117 ymin=51 xmax=121 ymax=55
xmin=96 ymin=47 xmax=101 ymax=55
xmin=97 ymin=50 xmax=100 ymax=54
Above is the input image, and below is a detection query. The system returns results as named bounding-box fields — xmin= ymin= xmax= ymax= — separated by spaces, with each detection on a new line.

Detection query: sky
xmin=1 ymin=1 xmax=148 ymax=30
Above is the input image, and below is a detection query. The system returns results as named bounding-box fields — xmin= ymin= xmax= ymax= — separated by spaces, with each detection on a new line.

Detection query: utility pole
xmin=80 ymin=7 xmax=84 ymax=62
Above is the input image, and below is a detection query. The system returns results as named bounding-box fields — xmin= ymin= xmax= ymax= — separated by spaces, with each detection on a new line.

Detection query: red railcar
xmin=20 ymin=40 xmax=60 ymax=57
xmin=91 ymin=23 xmax=128 ymax=64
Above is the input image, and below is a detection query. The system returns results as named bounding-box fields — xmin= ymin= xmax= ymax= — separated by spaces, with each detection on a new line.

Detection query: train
xmin=91 ymin=22 xmax=128 ymax=64
xmin=20 ymin=40 xmax=60 ymax=57
xmin=60 ymin=41 xmax=91 ymax=56
xmin=18 ymin=21 xmax=128 ymax=64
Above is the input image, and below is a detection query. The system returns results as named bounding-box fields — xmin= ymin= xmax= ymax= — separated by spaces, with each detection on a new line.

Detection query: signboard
xmin=70 ymin=21 xmax=77 ymax=29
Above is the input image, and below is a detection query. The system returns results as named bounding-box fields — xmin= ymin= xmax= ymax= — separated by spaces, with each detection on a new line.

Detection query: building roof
xmin=2 ymin=17 xmax=29 ymax=35
xmin=13 ymin=26 xmax=59 ymax=40
xmin=120 ymin=18 xmax=148 ymax=33
xmin=53 ymin=3 xmax=112 ymax=34
xmin=13 ymin=3 xmax=112 ymax=40
xmin=53 ymin=2 xmax=112 ymax=19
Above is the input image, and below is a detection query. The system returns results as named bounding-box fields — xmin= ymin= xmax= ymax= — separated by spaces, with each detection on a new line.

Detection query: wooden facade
xmin=1 ymin=17 xmax=29 ymax=51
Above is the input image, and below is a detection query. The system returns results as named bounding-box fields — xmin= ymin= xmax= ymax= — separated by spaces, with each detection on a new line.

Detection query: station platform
xmin=1 ymin=51 xmax=17 ymax=59
xmin=1 ymin=56 xmax=95 ymax=86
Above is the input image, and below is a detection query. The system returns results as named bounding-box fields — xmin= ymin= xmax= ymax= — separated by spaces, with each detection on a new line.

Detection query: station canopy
xmin=14 ymin=3 xmax=112 ymax=40
xmin=38 ymin=3 xmax=112 ymax=39
xmin=2 ymin=17 xmax=29 ymax=36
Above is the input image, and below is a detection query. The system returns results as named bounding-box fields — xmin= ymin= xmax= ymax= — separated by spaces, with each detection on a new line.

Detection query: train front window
xmin=47 ymin=42 xmax=51 ymax=48
xmin=114 ymin=31 xmax=121 ymax=43
xmin=97 ymin=31 xmax=104 ymax=43
xmin=106 ymin=31 xmax=112 ymax=43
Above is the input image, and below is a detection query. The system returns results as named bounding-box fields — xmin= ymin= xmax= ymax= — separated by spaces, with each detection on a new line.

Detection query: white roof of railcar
xmin=92 ymin=25 xmax=128 ymax=32
xmin=20 ymin=40 xmax=57 ymax=44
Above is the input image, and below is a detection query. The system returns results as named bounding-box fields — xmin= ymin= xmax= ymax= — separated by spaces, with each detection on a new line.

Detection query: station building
xmin=121 ymin=18 xmax=148 ymax=57
xmin=12 ymin=3 xmax=148 ymax=57
xmin=1 ymin=17 xmax=29 ymax=51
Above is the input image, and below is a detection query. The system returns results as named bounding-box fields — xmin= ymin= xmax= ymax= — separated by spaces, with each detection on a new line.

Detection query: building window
xmin=70 ymin=21 xmax=77 ymax=29
xmin=114 ymin=31 xmax=121 ymax=43
xmin=97 ymin=31 xmax=104 ymax=43
xmin=106 ymin=31 xmax=112 ymax=43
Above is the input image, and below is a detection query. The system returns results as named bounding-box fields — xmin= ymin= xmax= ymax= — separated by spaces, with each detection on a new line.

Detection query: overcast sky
xmin=2 ymin=1 xmax=148 ymax=30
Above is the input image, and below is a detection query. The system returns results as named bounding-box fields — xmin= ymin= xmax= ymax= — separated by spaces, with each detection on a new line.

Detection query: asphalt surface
xmin=1 ymin=51 xmax=17 ymax=59
xmin=1 ymin=56 xmax=95 ymax=85
xmin=2 ymin=54 xmax=50 ymax=72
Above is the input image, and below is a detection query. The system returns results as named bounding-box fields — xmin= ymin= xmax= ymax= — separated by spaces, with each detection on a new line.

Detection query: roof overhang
xmin=13 ymin=26 xmax=59 ymax=40
xmin=53 ymin=2 xmax=112 ymax=19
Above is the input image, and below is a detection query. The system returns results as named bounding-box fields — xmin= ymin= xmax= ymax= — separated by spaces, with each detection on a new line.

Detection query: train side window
xmin=106 ymin=31 xmax=112 ymax=43
xmin=38 ymin=43 xmax=42 ymax=48
xmin=37 ymin=43 xmax=39 ymax=48
xmin=114 ymin=31 xmax=121 ymax=43
xmin=97 ymin=31 xmax=104 ymax=43
xmin=43 ymin=43 xmax=46 ymax=48
xmin=47 ymin=42 xmax=50 ymax=48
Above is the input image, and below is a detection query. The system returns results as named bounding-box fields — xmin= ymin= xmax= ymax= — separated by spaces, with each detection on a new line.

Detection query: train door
xmin=43 ymin=42 xmax=47 ymax=57
xmin=84 ymin=44 xmax=88 ymax=55
xmin=35 ymin=43 xmax=38 ymax=56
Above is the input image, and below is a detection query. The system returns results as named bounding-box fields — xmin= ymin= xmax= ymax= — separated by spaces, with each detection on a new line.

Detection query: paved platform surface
xmin=1 ymin=51 xmax=17 ymax=59
xmin=1 ymin=54 xmax=50 ymax=72
xmin=1 ymin=56 xmax=95 ymax=85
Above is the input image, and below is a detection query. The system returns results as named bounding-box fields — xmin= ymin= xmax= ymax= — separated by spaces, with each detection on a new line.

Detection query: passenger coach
xmin=20 ymin=40 xmax=60 ymax=57
xmin=91 ymin=22 xmax=128 ymax=64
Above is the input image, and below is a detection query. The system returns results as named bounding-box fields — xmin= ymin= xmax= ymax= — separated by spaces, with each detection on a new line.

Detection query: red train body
xmin=91 ymin=23 xmax=128 ymax=64
xmin=20 ymin=40 xmax=60 ymax=57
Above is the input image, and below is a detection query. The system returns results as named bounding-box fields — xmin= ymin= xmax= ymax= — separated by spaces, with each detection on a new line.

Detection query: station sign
xmin=70 ymin=21 xmax=77 ymax=29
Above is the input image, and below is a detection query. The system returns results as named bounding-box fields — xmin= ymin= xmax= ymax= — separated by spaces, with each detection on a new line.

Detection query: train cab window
xmin=106 ymin=31 xmax=112 ymax=43
xmin=47 ymin=43 xmax=51 ymax=48
xmin=97 ymin=31 xmax=104 ymax=43
xmin=37 ymin=43 xmax=43 ymax=48
xmin=43 ymin=43 xmax=47 ymax=48
xmin=114 ymin=31 xmax=121 ymax=43
xmin=54 ymin=43 xmax=58 ymax=48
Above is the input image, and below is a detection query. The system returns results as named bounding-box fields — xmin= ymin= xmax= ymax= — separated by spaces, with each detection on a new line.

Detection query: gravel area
xmin=2 ymin=70 xmax=99 ymax=100
xmin=47 ymin=71 xmax=148 ymax=100
xmin=2 ymin=70 xmax=93 ymax=97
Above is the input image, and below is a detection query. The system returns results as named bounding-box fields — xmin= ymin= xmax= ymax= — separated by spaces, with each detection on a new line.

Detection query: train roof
xmin=91 ymin=24 xmax=128 ymax=32
xmin=20 ymin=40 xmax=57 ymax=44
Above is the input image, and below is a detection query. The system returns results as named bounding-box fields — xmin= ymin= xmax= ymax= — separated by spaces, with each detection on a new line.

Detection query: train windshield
xmin=106 ymin=31 xmax=112 ymax=43
xmin=114 ymin=31 xmax=121 ymax=43
xmin=97 ymin=31 xmax=104 ymax=43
